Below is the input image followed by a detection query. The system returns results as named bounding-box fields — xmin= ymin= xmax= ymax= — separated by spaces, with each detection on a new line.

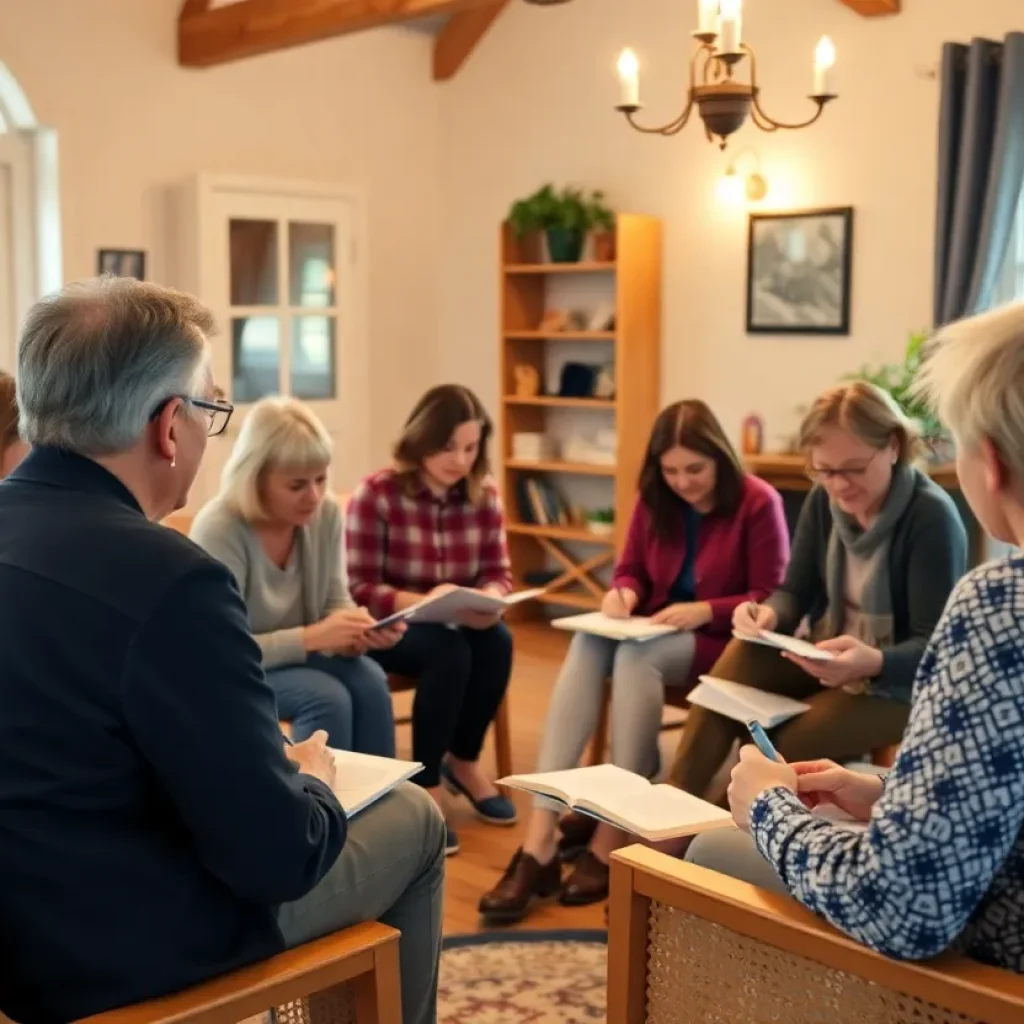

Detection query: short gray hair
xmin=219 ymin=396 xmax=333 ymax=522
xmin=17 ymin=277 xmax=216 ymax=455
xmin=915 ymin=302 xmax=1024 ymax=480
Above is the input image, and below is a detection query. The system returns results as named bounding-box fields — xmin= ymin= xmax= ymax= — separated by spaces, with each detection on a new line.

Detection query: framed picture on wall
xmin=97 ymin=249 xmax=146 ymax=281
xmin=746 ymin=207 xmax=853 ymax=335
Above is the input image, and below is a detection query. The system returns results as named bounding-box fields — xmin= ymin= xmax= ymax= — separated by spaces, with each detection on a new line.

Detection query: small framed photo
xmin=746 ymin=207 xmax=854 ymax=335
xmin=97 ymin=249 xmax=146 ymax=281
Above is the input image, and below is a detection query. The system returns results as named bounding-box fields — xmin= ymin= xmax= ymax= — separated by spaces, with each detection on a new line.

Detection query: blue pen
xmin=746 ymin=719 xmax=780 ymax=761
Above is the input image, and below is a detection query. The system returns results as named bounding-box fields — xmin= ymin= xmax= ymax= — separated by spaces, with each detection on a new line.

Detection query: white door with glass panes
xmin=197 ymin=186 xmax=369 ymax=508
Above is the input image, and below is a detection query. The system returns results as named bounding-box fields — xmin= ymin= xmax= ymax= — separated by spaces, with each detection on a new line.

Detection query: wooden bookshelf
xmin=499 ymin=215 xmax=662 ymax=612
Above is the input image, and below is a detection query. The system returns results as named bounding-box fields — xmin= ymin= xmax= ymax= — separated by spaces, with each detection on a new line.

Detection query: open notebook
xmin=688 ymin=676 xmax=810 ymax=728
xmin=328 ymin=750 xmax=423 ymax=817
xmin=499 ymin=764 xmax=733 ymax=842
xmin=733 ymin=629 xmax=835 ymax=662
xmin=370 ymin=587 xmax=543 ymax=630
xmin=551 ymin=611 xmax=677 ymax=643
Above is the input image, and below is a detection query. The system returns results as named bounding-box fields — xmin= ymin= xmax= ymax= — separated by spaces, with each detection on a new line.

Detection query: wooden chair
xmin=74 ymin=921 xmax=401 ymax=1024
xmin=608 ymin=845 xmax=1024 ymax=1024
xmin=387 ymin=673 xmax=513 ymax=779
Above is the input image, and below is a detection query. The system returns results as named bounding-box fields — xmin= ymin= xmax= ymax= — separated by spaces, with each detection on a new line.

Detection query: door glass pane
xmin=291 ymin=316 xmax=335 ymax=400
xmin=289 ymin=223 xmax=335 ymax=308
xmin=230 ymin=220 xmax=278 ymax=305
xmin=232 ymin=316 xmax=280 ymax=403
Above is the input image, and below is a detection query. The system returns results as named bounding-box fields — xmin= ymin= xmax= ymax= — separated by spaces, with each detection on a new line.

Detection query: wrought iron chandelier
xmin=615 ymin=0 xmax=838 ymax=150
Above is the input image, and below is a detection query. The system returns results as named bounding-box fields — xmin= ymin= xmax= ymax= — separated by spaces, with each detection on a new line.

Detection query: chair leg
xmin=493 ymin=696 xmax=513 ymax=779
xmin=588 ymin=689 xmax=611 ymax=766
xmin=351 ymin=934 xmax=402 ymax=1024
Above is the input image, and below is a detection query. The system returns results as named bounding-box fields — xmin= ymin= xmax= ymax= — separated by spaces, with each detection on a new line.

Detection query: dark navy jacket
xmin=0 ymin=447 xmax=346 ymax=1023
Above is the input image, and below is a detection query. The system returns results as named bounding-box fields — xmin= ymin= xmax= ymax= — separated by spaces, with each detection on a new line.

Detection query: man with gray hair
xmin=0 ymin=278 xmax=445 ymax=1024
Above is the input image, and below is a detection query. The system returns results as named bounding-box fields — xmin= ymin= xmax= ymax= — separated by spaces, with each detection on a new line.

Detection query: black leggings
xmin=370 ymin=621 xmax=513 ymax=787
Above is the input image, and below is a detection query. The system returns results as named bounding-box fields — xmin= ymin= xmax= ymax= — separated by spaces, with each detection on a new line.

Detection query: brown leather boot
xmin=557 ymin=811 xmax=598 ymax=861
xmin=560 ymin=850 xmax=610 ymax=906
xmin=478 ymin=848 xmax=563 ymax=924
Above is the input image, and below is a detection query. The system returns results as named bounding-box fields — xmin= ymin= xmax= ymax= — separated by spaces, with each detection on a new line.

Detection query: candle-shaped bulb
xmin=617 ymin=48 xmax=640 ymax=107
xmin=718 ymin=0 xmax=743 ymax=53
xmin=697 ymin=0 xmax=718 ymax=34
xmin=814 ymin=35 xmax=836 ymax=95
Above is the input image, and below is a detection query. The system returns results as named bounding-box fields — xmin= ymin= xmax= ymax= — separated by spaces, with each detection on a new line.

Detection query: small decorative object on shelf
xmin=539 ymin=309 xmax=571 ymax=333
xmin=513 ymin=364 xmax=541 ymax=398
xmin=741 ymin=413 xmax=764 ymax=455
xmin=614 ymin=1 xmax=837 ymax=149
xmin=594 ymin=363 xmax=616 ymax=399
xmin=561 ymin=429 xmax=617 ymax=467
xmin=588 ymin=303 xmax=616 ymax=331
xmin=507 ymin=184 xmax=615 ymax=264
xmin=558 ymin=362 xmax=613 ymax=399
xmin=586 ymin=508 xmax=616 ymax=537
xmin=511 ymin=432 xmax=553 ymax=463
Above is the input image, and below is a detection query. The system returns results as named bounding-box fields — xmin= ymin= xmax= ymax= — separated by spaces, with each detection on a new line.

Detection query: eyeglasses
xmin=806 ymin=448 xmax=881 ymax=485
xmin=150 ymin=395 xmax=235 ymax=437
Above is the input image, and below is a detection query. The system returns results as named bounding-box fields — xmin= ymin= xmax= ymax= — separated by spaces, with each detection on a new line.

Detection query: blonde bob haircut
xmin=219 ymin=396 xmax=332 ymax=522
xmin=799 ymin=380 xmax=921 ymax=465
xmin=915 ymin=302 xmax=1024 ymax=483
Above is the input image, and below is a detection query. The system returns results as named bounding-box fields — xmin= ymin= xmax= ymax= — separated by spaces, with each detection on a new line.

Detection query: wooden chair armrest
xmin=75 ymin=921 xmax=399 ymax=1024
xmin=611 ymin=845 xmax=1024 ymax=1021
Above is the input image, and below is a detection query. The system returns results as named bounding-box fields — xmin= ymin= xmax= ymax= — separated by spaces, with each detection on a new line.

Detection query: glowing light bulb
xmin=717 ymin=169 xmax=745 ymax=206
xmin=814 ymin=36 xmax=836 ymax=95
xmin=617 ymin=48 xmax=640 ymax=107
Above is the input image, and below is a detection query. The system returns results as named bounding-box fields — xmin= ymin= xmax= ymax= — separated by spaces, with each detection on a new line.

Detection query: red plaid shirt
xmin=345 ymin=468 xmax=513 ymax=618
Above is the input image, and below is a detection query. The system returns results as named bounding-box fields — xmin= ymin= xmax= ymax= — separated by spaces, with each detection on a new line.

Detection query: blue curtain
xmin=934 ymin=33 xmax=1024 ymax=325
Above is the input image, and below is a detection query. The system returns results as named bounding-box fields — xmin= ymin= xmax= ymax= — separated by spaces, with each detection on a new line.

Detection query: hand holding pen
xmin=601 ymin=586 xmax=637 ymax=620
xmin=733 ymin=600 xmax=777 ymax=636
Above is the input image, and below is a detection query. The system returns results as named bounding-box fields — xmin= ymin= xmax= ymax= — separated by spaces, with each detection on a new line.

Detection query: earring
xmin=171 ymin=457 xmax=177 ymax=469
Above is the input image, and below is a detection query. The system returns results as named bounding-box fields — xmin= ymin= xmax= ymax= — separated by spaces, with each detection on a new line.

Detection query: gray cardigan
xmin=190 ymin=495 xmax=353 ymax=669
xmin=765 ymin=470 xmax=967 ymax=702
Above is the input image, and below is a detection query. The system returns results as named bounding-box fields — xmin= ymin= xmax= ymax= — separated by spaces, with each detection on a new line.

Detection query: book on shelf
xmin=516 ymin=475 xmax=571 ymax=527
xmin=499 ymin=764 xmax=734 ymax=842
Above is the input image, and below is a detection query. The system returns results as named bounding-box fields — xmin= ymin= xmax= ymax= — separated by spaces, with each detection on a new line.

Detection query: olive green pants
xmin=669 ymin=638 xmax=910 ymax=799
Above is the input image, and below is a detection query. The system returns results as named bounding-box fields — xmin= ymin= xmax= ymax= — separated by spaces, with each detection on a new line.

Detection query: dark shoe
xmin=560 ymin=850 xmax=610 ymax=907
xmin=440 ymin=761 xmax=517 ymax=825
xmin=557 ymin=811 xmax=598 ymax=861
xmin=478 ymin=848 xmax=562 ymax=923
xmin=445 ymin=824 xmax=460 ymax=857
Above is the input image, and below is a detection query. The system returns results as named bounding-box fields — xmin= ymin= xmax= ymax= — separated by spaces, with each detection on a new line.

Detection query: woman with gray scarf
xmin=670 ymin=381 xmax=967 ymax=799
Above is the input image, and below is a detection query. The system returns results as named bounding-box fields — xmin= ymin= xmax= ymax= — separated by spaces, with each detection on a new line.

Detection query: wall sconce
xmin=716 ymin=148 xmax=768 ymax=204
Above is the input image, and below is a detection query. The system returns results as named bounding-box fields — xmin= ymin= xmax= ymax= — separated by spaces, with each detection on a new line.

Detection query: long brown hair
xmin=638 ymin=400 xmax=746 ymax=539
xmin=393 ymin=384 xmax=493 ymax=502
xmin=0 ymin=371 xmax=19 ymax=456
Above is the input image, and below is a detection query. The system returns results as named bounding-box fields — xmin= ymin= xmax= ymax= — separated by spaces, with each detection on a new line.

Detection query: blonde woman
xmin=191 ymin=397 xmax=403 ymax=753
xmin=0 ymin=371 xmax=29 ymax=477
xmin=671 ymin=381 xmax=968 ymax=799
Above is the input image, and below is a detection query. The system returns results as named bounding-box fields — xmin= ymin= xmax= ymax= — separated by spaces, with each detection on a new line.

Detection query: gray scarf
xmin=823 ymin=462 xmax=917 ymax=647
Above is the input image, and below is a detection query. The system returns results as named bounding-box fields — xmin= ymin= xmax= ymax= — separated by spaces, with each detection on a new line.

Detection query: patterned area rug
xmin=438 ymin=930 xmax=608 ymax=1023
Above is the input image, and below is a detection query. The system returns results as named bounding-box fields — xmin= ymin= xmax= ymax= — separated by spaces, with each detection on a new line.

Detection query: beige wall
xmin=437 ymin=0 xmax=1023 ymax=448
xmin=0 ymin=0 xmax=441 ymax=465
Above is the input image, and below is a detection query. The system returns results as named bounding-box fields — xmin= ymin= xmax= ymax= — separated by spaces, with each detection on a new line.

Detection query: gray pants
xmin=534 ymin=631 xmax=697 ymax=806
xmin=685 ymin=827 xmax=789 ymax=895
xmin=278 ymin=783 xmax=446 ymax=1024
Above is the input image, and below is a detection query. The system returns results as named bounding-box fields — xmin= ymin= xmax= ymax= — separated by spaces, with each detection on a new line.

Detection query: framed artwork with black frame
xmin=97 ymin=249 xmax=146 ymax=281
xmin=745 ymin=206 xmax=854 ymax=335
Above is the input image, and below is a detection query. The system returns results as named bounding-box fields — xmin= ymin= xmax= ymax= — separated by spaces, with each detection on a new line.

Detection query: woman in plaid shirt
xmin=346 ymin=385 xmax=517 ymax=855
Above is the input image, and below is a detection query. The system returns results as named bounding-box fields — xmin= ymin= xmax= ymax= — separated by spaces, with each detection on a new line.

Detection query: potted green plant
xmin=846 ymin=330 xmax=951 ymax=461
xmin=586 ymin=507 xmax=615 ymax=537
xmin=508 ymin=185 xmax=614 ymax=263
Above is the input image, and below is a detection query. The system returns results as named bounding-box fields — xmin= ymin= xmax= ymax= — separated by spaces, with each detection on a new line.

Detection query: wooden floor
xmin=390 ymin=621 xmax=685 ymax=938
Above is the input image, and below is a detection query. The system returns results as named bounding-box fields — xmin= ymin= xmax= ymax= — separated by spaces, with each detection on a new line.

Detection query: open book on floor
xmin=733 ymin=629 xmax=835 ymax=661
xmin=688 ymin=676 xmax=810 ymax=729
xmin=328 ymin=750 xmax=423 ymax=817
xmin=369 ymin=587 xmax=543 ymax=630
xmin=499 ymin=764 xmax=733 ymax=842
xmin=551 ymin=611 xmax=677 ymax=643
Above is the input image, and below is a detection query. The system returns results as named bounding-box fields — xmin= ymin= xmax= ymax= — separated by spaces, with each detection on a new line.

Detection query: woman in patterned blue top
xmin=687 ymin=303 xmax=1024 ymax=972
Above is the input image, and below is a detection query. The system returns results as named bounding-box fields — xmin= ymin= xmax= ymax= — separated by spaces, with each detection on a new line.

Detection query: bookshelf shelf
xmin=507 ymin=523 xmax=616 ymax=545
xmin=499 ymin=215 xmax=662 ymax=614
xmin=503 ymin=396 xmax=616 ymax=410
xmin=505 ymin=459 xmax=616 ymax=476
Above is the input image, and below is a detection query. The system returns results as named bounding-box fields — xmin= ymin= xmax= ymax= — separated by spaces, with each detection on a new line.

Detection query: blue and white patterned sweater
xmin=751 ymin=556 xmax=1024 ymax=971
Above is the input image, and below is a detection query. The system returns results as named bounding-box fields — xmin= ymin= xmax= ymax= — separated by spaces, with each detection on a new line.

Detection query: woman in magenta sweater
xmin=478 ymin=399 xmax=789 ymax=922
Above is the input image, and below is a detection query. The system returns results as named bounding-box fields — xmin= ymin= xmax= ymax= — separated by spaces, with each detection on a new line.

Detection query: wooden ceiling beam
xmin=179 ymin=0 xmax=499 ymax=68
xmin=838 ymin=0 xmax=901 ymax=15
xmin=433 ymin=0 xmax=508 ymax=81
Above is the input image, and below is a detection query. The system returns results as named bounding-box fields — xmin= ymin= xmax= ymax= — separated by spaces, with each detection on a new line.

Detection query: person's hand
xmin=601 ymin=587 xmax=637 ymax=620
xmin=783 ymin=635 xmax=883 ymax=689
xmin=793 ymin=759 xmax=883 ymax=822
xmin=727 ymin=744 xmax=797 ymax=831
xmin=733 ymin=601 xmax=777 ymax=636
xmin=651 ymin=602 xmax=712 ymax=630
xmin=304 ymin=608 xmax=377 ymax=653
xmin=285 ymin=730 xmax=337 ymax=789
xmin=361 ymin=622 xmax=407 ymax=651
